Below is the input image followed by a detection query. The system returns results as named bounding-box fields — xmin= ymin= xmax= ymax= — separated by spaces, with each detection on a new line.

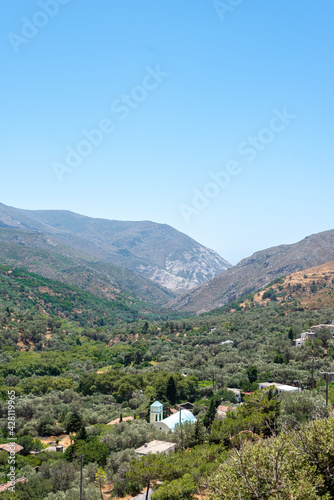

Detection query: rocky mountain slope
xmin=0 ymin=228 xmax=174 ymax=305
xmin=169 ymin=229 xmax=334 ymax=313
xmin=251 ymin=260 xmax=334 ymax=310
xmin=0 ymin=203 xmax=231 ymax=293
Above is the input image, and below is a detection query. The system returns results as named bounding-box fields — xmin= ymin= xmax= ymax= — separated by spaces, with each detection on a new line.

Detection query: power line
xmin=80 ymin=454 xmax=84 ymax=500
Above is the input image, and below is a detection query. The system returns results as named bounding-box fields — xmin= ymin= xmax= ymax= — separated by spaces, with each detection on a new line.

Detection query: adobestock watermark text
xmin=179 ymin=107 xmax=296 ymax=223
xmin=7 ymin=0 xmax=71 ymax=54
xmin=52 ymin=65 xmax=169 ymax=182
xmin=213 ymin=0 xmax=243 ymax=22
xmin=7 ymin=390 xmax=17 ymax=492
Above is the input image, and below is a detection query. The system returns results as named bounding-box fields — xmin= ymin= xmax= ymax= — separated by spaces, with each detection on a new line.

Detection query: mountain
xmin=0 ymin=228 xmax=174 ymax=305
xmin=0 ymin=264 xmax=174 ymax=333
xmin=169 ymin=229 xmax=334 ymax=313
xmin=252 ymin=260 xmax=334 ymax=310
xmin=0 ymin=203 xmax=231 ymax=293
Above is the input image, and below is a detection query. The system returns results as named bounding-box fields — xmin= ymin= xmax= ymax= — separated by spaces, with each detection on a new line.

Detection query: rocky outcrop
xmin=169 ymin=229 xmax=334 ymax=313
xmin=0 ymin=203 xmax=231 ymax=295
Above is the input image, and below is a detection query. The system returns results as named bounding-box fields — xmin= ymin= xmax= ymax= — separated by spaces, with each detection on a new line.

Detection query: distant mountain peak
xmin=0 ymin=203 xmax=231 ymax=294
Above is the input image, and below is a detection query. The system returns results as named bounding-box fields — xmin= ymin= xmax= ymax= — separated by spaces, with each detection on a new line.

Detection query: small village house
xmin=135 ymin=440 xmax=176 ymax=456
xmin=258 ymin=382 xmax=300 ymax=393
xmin=295 ymin=322 xmax=334 ymax=346
xmin=0 ymin=443 xmax=24 ymax=454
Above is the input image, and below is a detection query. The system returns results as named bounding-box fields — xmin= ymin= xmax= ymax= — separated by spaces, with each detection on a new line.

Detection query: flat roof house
xmin=295 ymin=322 xmax=334 ymax=346
xmin=258 ymin=382 xmax=300 ymax=393
xmin=135 ymin=440 xmax=176 ymax=455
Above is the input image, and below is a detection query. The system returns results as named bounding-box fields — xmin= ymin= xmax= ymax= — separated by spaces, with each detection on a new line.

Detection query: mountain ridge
xmin=0 ymin=203 xmax=231 ymax=293
xmin=169 ymin=228 xmax=334 ymax=313
xmin=0 ymin=228 xmax=175 ymax=305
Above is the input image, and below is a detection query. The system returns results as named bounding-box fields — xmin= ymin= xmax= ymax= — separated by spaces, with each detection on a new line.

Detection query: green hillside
xmin=1 ymin=262 xmax=334 ymax=498
xmin=0 ymin=228 xmax=175 ymax=305
xmin=0 ymin=264 xmax=175 ymax=334
xmin=0 ymin=203 xmax=231 ymax=294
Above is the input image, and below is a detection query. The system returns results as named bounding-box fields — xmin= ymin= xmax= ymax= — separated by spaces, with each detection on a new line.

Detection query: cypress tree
xmin=166 ymin=376 xmax=177 ymax=405
xmin=76 ymin=425 xmax=87 ymax=441
xmin=204 ymin=399 xmax=217 ymax=428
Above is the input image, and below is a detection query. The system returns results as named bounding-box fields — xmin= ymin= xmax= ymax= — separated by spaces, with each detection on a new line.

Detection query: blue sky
xmin=1 ymin=0 xmax=333 ymax=264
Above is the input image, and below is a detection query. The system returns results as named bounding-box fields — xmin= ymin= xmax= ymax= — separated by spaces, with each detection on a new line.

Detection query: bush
xmin=36 ymin=415 xmax=61 ymax=437
xmin=152 ymin=473 xmax=197 ymax=500
xmin=215 ymin=388 xmax=237 ymax=404
xmin=278 ymin=390 xmax=327 ymax=430
xmin=208 ymin=417 xmax=334 ymax=499
xmin=262 ymin=289 xmax=277 ymax=301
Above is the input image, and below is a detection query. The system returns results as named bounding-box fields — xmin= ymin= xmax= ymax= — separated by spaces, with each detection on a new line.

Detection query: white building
xmin=310 ymin=324 xmax=334 ymax=334
xmin=227 ymin=388 xmax=242 ymax=402
xmin=150 ymin=401 xmax=163 ymax=424
xmin=295 ymin=331 xmax=310 ymax=347
xmin=135 ymin=440 xmax=176 ymax=455
xmin=150 ymin=401 xmax=197 ymax=433
xmin=295 ymin=323 xmax=334 ymax=346
xmin=258 ymin=382 xmax=300 ymax=393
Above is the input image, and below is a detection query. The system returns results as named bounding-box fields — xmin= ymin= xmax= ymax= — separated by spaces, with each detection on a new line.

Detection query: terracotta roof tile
xmin=0 ymin=443 xmax=24 ymax=453
xmin=0 ymin=478 xmax=26 ymax=492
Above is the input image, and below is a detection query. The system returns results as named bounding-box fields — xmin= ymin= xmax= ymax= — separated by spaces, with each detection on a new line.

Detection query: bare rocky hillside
xmin=169 ymin=229 xmax=334 ymax=313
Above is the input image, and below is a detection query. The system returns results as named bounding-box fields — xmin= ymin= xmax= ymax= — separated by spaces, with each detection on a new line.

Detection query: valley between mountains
xmin=2 ymin=204 xmax=334 ymax=499
xmin=2 ymin=203 xmax=334 ymax=316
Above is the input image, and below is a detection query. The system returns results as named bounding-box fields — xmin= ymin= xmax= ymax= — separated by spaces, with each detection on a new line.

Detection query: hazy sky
xmin=2 ymin=1 xmax=333 ymax=264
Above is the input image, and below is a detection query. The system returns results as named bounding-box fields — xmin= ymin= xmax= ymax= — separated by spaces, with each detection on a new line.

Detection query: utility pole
xmin=309 ymin=349 xmax=316 ymax=390
xmin=320 ymin=372 xmax=334 ymax=407
xmin=179 ymin=410 xmax=183 ymax=452
xmin=308 ymin=356 xmax=315 ymax=389
xmin=294 ymin=379 xmax=302 ymax=391
xmin=324 ymin=373 xmax=329 ymax=407
xmin=80 ymin=454 xmax=84 ymax=500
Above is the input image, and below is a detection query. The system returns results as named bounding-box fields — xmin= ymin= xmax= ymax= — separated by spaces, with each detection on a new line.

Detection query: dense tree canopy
xmin=1 ymin=265 xmax=334 ymax=498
